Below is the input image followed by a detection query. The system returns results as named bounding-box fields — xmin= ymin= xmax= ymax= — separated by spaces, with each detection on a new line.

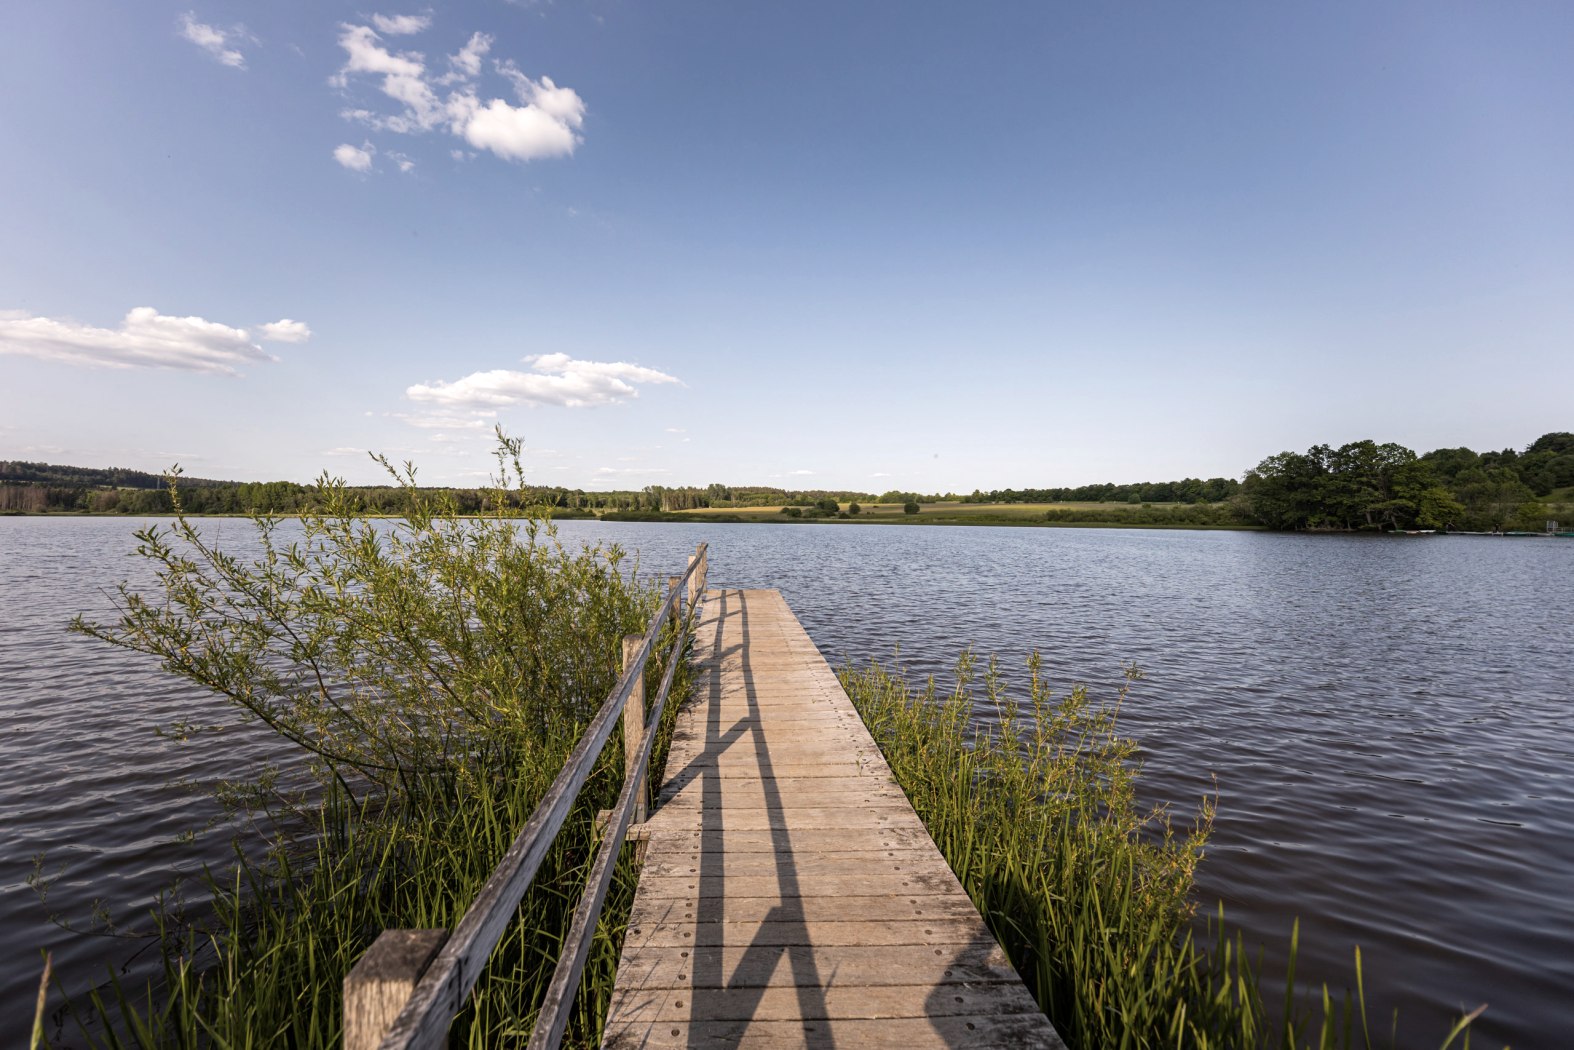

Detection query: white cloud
xmin=665 ymin=427 xmax=687 ymax=434
xmin=408 ymin=353 xmax=680 ymax=410
xmin=334 ymin=142 xmax=375 ymax=171
xmin=179 ymin=13 xmax=252 ymax=69
xmin=258 ymin=319 xmax=312 ymax=343
xmin=444 ymin=32 xmax=491 ymax=81
xmin=331 ymin=18 xmax=585 ymax=164
xmin=0 ymin=307 xmax=278 ymax=375
xmin=451 ymin=94 xmax=579 ymax=161
xmin=331 ymin=25 xmax=443 ymax=132
xmin=323 ymin=446 xmax=368 ymax=456
xmin=786 ymin=469 xmax=816 ymax=476
xmin=370 ymin=13 xmax=432 ymax=35
xmin=388 ymin=151 xmax=416 ymax=172
xmin=870 ymin=471 xmax=893 ymax=478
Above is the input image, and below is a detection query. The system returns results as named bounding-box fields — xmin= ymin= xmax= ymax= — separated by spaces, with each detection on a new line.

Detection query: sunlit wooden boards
xmin=603 ymin=588 xmax=1065 ymax=1049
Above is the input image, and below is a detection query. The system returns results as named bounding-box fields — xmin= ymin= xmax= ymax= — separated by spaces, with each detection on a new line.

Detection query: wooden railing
xmin=343 ymin=543 xmax=709 ymax=1050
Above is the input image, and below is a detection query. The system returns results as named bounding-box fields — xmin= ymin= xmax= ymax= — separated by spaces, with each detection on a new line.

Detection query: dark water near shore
xmin=3 ymin=516 xmax=1571 ymax=1046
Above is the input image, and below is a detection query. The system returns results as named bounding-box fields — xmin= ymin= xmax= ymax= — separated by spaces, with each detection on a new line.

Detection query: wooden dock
xmin=603 ymin=588 xmax=1066 ymax=1049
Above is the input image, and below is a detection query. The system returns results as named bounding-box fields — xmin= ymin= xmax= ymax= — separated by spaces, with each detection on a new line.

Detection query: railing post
xmin=621 ymin=634 xmax=648 ymax=825
xmin=668 ymin=575 xmax=682 ymax=632
xmin=343 ymin=929 xmax=448 ymax=1050
xmin=686 ymin=554 xmax=699 ymax=609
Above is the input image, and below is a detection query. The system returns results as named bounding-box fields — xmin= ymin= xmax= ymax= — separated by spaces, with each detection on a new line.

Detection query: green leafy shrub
xmin=58 ymin=436 xmax=689 ymax=1048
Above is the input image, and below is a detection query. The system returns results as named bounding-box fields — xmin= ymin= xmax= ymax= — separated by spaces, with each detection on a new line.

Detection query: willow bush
xmin=58 ymin=436 xmax=687 ymax=1048
xmin=840 ymin=653 xmax=1486 ymax=1050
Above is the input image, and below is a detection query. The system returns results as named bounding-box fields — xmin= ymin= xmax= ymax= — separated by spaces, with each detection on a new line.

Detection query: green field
xmin=657 ymin=501 xmax=1259 ymax=530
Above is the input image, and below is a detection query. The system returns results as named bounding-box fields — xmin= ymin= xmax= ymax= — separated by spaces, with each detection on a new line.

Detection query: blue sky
xmin=2 ymin=2 xmax=1571 ymax=492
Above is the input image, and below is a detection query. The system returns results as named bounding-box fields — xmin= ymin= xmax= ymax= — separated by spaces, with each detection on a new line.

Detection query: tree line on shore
xmin=3 ymin=429 xmax=1568 ymax=530
xmin=1242 ymin=431 xmax=1572 ymax=531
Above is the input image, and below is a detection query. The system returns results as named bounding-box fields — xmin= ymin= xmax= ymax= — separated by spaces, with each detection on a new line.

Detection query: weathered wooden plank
xmin=654 ymin=789 xmax=910 ymax=811
xmin=622 ymin=916 xmax=996 ymax=949
xmin=612 ymin=941 xmax=1024 ymax=992
xmin=638 ymin=847 xmax=952 ymax=879
xmin=641 ymin=810 xmax=927 ymax=835
xmin=605 ymin=1014 xmax=1066 ymax=1049
xmin=607 ymin=981 xmax=1047 ymax=1024
xmin=672 ymin=714 xmax=859 ymax=729
xmin=656 ymin=774 xmax=900 ymax=791
xmin=658 ymin=763 xmax=885 ymax=781
xmin=631 ymin=868 xmax=962 ymax=902
xmin=640 ymin=825 xmax=937 ymax=855
xmin=658 ymin=750 xmax=887 ymax=771
xmin=627 ymin=892 xmax=985 ymax=929
xmin=663 ymin=742 xmax=884 ymax=758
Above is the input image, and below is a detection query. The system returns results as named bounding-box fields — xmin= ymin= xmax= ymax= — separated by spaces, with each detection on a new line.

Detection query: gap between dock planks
xmin=603 ymin=588 xmax=1066 ymax=1049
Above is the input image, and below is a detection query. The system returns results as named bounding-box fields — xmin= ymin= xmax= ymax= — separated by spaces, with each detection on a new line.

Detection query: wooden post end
xmin=343 ymin=928 xmax=448 ymax=1050
xmin=622 ymin=635 xmax=648 ymax=825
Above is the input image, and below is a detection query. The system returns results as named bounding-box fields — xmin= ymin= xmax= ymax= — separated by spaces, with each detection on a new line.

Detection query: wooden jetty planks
xmin=602 ymin=588 xmax=1065 ymax=1049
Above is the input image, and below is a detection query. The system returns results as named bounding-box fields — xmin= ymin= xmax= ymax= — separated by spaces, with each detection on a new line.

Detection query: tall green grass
xmin=57 ymin=658 xmax=690 ymax=1049
xmin=53 ymin=435 xmax=695 ymax=1048
xmin=840 ymin=653 xmax=1486 ymax=1050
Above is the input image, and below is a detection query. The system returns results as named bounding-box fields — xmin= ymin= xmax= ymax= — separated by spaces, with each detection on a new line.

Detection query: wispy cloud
xmin=334 ymin=142 xmax=375 ymax=171
xmin=407 ymin=353 xmax=680 ymax=410
xmin=330 ymin=16 xmax=585 ymax=166
xmin=258 ymin=319 xmax=312 ymax=343
xmin=0 ymin=307 xmax=298 ymax=375
xmin=370 ymin=13 xmax=431 ymax=36
xmin=178 ymin=13 xmax=253 ymax=69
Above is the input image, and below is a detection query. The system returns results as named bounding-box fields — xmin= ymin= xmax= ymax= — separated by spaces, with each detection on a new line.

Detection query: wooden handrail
xmin=526 ymin=581 xmax=691 ymax=1050
xmin=345 ymin=542 xmax=708 ymax=1050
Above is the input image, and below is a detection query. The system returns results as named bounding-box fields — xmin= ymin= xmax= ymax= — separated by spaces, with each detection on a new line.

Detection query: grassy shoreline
xmin=839 ymin=654 xmax=1487 ymax=1049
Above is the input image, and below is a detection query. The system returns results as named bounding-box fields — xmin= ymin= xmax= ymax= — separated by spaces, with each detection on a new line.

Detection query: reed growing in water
xmin=54 ymin=436 xmax=692 ymax=1048
xmin=840 ymin=653 xmax=1486 ymax=1050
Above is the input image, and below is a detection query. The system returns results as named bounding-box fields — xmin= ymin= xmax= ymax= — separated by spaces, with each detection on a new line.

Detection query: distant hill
xmin=0 ymin=461 xmax=230 ymax=489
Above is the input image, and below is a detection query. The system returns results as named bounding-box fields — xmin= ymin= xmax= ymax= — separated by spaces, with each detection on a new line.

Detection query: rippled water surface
xmin=3 ymin=517 xmax=1571 ymax=1046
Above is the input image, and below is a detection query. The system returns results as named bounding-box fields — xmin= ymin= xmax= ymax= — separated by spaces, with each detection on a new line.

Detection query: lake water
xmin=2 ymin=516 xmax=1570 ymax=1046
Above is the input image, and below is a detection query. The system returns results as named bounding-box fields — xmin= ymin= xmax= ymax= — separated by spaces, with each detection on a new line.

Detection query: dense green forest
xmin=3 ymin=430 xmax=1569 ymax=531
xmin=0 ymin=462 xmax=879 ymax=516
xmin=1242 ymin=432 xmax=1573 ymax=531
xmin=957 ymin=477 xmax=1241 ymax=505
